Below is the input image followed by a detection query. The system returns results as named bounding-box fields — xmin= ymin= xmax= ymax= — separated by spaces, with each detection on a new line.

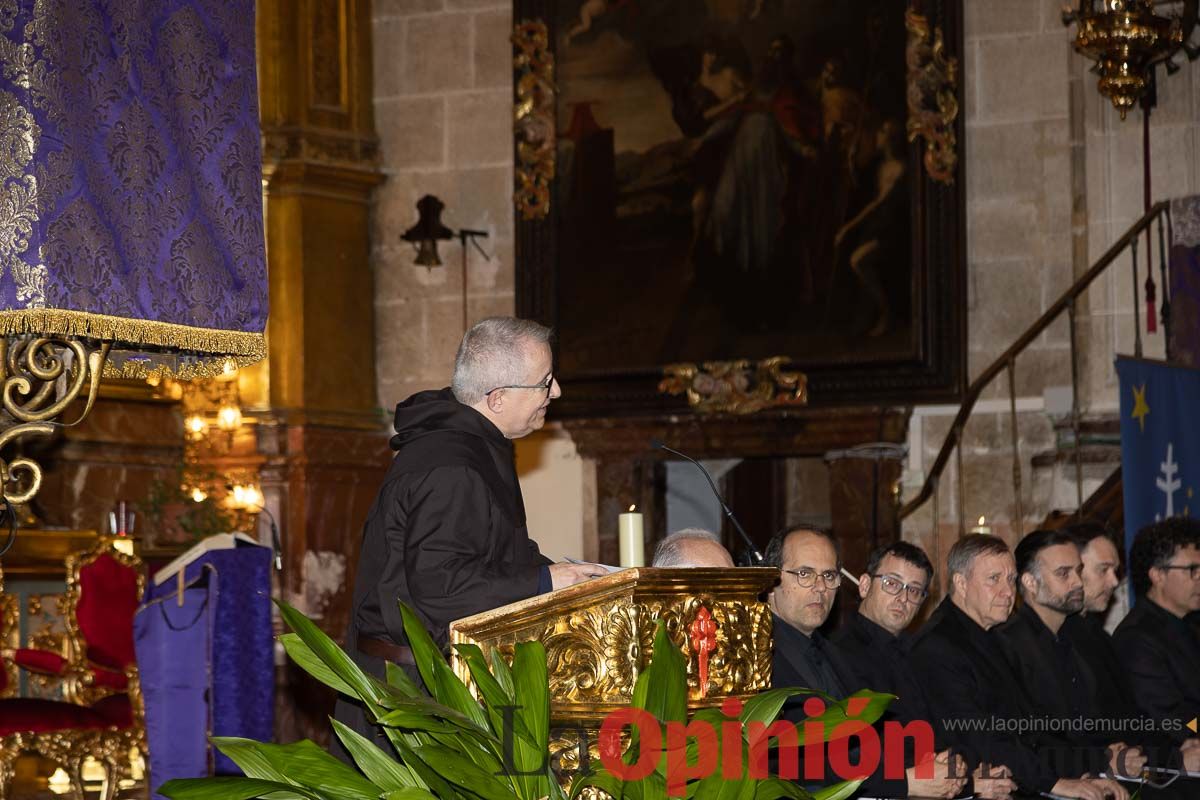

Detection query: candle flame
xmin=978 ymin=515 xmax=986 ymax=526
xmin=628 ymin=504 xmax=636 ymax=512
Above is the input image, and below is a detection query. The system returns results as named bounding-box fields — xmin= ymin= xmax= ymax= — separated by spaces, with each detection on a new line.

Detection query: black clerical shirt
xmin=771 ymin=614 xmax=908 ymax=799
xmin=1113 ymin=596 xmax=1200 ymax=746
xmin=833 ymin=612 xmax=947 ymax=744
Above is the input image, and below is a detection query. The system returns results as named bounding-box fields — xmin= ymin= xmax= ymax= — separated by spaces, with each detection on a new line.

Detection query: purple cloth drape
xmin=135 ymin=542 xmax=274 ymax=794
xmin=1169 ymin=195 xmax=1200 ymax=368
xmin=0 ymin=0 xmax=266 ymax=373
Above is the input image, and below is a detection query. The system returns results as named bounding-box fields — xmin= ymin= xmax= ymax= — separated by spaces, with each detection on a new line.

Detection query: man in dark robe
xmin=994 ymin=529 xmax=1145 ymax=781
xmin=766 ymin=525 xmax=966 ymax=799
xmin=333 ymin=316 xmax=600 ymax=749
xmin=832 ymin=541 xmax=1015 ymax=799
xmin=909 ymin=534 xmax=1127 ymax=800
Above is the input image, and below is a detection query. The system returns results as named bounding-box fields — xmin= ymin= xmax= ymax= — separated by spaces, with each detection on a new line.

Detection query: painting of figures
xmin=517 ymin=0 xmax=965 ymax=414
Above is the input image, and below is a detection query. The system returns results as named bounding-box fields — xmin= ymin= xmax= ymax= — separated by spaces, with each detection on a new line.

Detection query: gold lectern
xmin=449 ymin=567 xmax=779 ymax=776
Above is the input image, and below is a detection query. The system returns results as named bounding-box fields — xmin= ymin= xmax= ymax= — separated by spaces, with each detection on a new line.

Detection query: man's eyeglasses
xmin=485 ymin=374 xmax=555 ymax=397
xmin=783 ymin=568 xmax=841 ymax=589
xmin=873 ymin=573 xmax=929 ymax=603
xmin=1159 ymin=563 xmax=1200 ymax=580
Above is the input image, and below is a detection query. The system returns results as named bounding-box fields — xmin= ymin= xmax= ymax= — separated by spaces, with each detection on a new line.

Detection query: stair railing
xmin=901 ymin=200 xmax=1173 ymax=544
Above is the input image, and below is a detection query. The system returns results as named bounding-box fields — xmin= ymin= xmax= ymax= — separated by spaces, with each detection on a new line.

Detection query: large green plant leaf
xmin=157 ymin=776 xmax=325 ymax=800
xmin=331 ymin=718 xmax=423 ymax=791
xmin=790 ymin=690 xmax=894 ymax=746
xmin=276 ymin=603 xmax=383 ymax=713
xmin=809 ymin=780 xmax=864 ymax=800
xmin=213 ymin=737 xmax=382 ymax=800
xmin=510 ymin=639 xmax=552 ymax=800
xmin=385 ymin=660 xmax=423 ymax=696
xmin=279 ymin=633 xmax=358 ymax=698
xmin=399 ymin=603 xmax=490 ymax=731
xmin=384 ymin=790 xmax=441 ymax=800
xmin=632 ymin=622 xmax=687 ymax=725
xmin=409 ymin=743 xmax=522 ymax=800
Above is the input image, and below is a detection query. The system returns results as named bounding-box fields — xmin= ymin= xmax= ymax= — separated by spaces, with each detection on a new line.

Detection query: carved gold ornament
xmin=905 ymin=9 xmax=959 ymax=185
xmin=450 ymin=567 xmax=776 ymax=721
xmin=512 ymin=20 xmax=555 ymax=221
xmin=659 ymin=356 xmax=807 ymax=415
xmin=0 ymin=336 xmax=109 ymax=509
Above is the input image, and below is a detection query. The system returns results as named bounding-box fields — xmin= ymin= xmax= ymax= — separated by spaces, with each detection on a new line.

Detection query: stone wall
xmin=370 ymin=0 xmax=1200 ymax=561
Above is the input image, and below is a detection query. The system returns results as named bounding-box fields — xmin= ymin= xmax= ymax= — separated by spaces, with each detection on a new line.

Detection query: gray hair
xmin=946 ymin=533 xmax=1010 ymax=586
xmin=451 ymin=317 xmax=553 ymax=405
xmin=652 ymin=528 xmax=723 ymax=567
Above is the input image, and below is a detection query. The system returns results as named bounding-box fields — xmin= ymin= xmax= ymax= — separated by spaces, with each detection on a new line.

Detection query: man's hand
xmin=1106 ymin=741 xmax=1146 ymax=777
xmin=548 ymin=562 xmax=604 ymax=589
xmin=972 ymin=762 xmax=1016 ymax=799
xmin=905 ymin=749 xmax=966 ymax=799
xmin=1049 ymin=777 xmax=1127 ymax=800
xmin=1182 ymin=741 xmax=1200 ymax=772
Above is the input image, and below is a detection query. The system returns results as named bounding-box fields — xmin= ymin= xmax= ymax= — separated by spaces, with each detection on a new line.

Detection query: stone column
xmin=256 ymin=0 xmax=391 ymax=745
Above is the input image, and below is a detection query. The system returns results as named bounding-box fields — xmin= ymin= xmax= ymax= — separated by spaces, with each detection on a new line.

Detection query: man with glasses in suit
xmin=766 ymin=525 xmax=966 ymax=799
xmin=833 ymin=542 xmax=1017 ymax=800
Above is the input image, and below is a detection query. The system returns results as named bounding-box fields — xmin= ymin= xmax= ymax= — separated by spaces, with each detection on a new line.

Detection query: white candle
xmin=969 ymin=515 xmax=992 ymax=535
xmin=618 ymin=505 xmax=644 ymax=567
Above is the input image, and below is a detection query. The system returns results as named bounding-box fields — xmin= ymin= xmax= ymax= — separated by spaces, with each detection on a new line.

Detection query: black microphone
xmin=650 ymin=439 xmax=764 ymax=564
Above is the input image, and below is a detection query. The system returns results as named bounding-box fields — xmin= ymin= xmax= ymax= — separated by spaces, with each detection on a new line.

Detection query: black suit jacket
xmin=1113 ymin=596 xmax=1200 ymax=746
xmin=772 ymin=615 xmax=909 ymax=798
xmin=993 ymin=604 xmax=1109 ymax=773
xmin=908 ymin=598 xmax=1061 ymax=795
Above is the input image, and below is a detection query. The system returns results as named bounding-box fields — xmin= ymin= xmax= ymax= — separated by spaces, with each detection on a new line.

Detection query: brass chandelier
xmin=1064 ymin=0 xmax=1198 ymax=118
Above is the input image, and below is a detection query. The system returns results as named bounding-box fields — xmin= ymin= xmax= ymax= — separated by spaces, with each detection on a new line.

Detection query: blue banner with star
xmin=1117 ymin=357 xmax=1199 ymax=582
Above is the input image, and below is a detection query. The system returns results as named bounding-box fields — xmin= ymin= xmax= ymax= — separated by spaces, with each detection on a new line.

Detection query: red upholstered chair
xmin=12 ymin=538 xmax=143 ymax=703
xmin=0 ymin=539 xmax=146 ymax=800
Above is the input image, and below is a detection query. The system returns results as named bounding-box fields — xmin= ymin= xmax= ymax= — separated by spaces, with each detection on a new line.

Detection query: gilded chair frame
xmin=0 ymin=538 xmax=148 ymax=800
xmin=59 ymin=537 xmax=147 ymax=705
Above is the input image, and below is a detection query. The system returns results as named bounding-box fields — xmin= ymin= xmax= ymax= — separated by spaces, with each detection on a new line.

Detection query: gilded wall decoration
xmin=905 ymin=9 xmax=959 ymax=185
xmin=513 ymin=20 xmax=555 ymax=220
xmin=659 ymin=356 xmax=807 ymax=415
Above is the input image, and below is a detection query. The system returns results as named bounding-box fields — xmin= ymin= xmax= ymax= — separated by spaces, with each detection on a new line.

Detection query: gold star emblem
xmin=1131 ymin=383 xmax=1150 ymax=433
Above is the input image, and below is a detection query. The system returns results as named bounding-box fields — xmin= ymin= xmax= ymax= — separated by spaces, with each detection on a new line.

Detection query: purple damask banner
xmin=1169 ymin=196 xmax=1200 ymax=369
xmin=0 ymin=0 xmax=266 ymax=376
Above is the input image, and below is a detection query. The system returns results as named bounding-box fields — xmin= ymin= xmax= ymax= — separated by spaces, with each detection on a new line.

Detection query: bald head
xmin=652 ymin=529 xmax=735 ymax=568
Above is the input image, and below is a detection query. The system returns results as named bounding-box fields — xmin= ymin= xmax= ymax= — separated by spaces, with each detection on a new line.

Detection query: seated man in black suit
xmin=1113 ymin=518 xmax=1200 ymax=752
xmin=994 ymin=529 xmax=1146 ymax=779
xmin=766 ymin=524 xmax=965 ymax=799
xmin=1063 ymin=521 xmax=1200 ymax=790
xmin=909 ymin=533 xmax=1126 ymax=800
xmin=833 ymin=541 xmax=1015 ymax=799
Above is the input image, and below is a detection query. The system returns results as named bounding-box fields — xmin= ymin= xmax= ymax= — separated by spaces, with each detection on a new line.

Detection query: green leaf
xmin=399 ymin=603 xmax=490 ymax=731
xmin=738 ymin=690 xmax=811 ymax=733
xmin=794 ymin=690 xmax=894 ymax=746
xmin=157 ymin=777 xmax=325 ymax=800
xmin=276 ymin=602 xmax=383 ymax=712
xmin=809 ymin=780 xmax=864 ymax=800
xmin=383 ymin=790 xmax=440 ymax=800
xmin=212 ymin=737 xmax=382 ymax=800
xmin=510 ymin=639 xmax=552 ymax=798
xmin=331 ymin=718 xmax=422 ymax=791
xmin=279 ymin=633 xmax=358 ymax=698
xmin=751 ymin=778 xmax=812 ymax=800
xmin=409 ymin=743 xmax=520 ymax=800
xmin=376 ymin=708 xmax=476 ymax=734
xmin=384 ymin=661 xmax=423 ymax=696
xmin=490 ymin=647 xmax=516 ymax=698
xmin=389 ymin=731 xmax=466 ymax=800
xmin=633 ymin=622 xmax=687 ymax=725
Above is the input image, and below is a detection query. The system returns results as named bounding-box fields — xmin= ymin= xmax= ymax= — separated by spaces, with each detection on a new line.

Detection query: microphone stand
xmin=651 ymin=439 xmax=764 ymax=564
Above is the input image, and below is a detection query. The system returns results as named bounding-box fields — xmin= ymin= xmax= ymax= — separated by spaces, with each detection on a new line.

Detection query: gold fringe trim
xmin=0 ymin=309 xmax=264 ymax=355
xmin=0 ymin=308 xmax=265 ymax=380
